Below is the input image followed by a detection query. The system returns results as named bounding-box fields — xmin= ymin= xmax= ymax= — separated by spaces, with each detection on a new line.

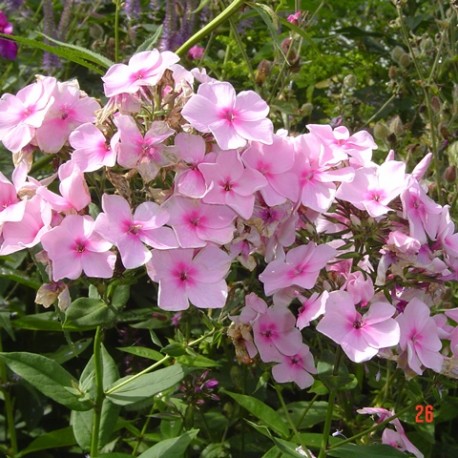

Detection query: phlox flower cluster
xmin=1 ymin=48 xmax=458 ymax=406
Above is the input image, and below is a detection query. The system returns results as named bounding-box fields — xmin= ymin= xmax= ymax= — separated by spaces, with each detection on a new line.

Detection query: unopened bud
xmin=388 ymin=66 xmax=397 ymax=79
xmin=398 ymin=53 xmax=411 ymax=68
xmin=444 ymin=165 xmax=456 ymax=182
xmin=431 ymin=95 xmax=441 ymax=113
xmin=300 ymin=102 xmax=313 ymax=116
xmin=420 ymin=37 xmax=434 ymax=53
xmin=389 ymin=115 xmax=403 ymax=136
xmin=374 ymin=123 xmax=390 ymax=141
xmin=255 ymin=59 xmax=272 ymax=85
xmin=391 ymin=46 xmax=405 ymax=63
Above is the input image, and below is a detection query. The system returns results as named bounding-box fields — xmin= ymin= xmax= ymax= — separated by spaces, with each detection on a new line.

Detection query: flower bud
xmin=398 ymin=53 xmax=411 ymax=68
xmin=443 ymin=165 xmax=456 ymax=182
xmin=255 ymin=59 xmax=272 ymax=85
xmin=391 ymin=46 xmax=405 ymax=63
xmin=300 ymin=102 xmax=313 ymax=116
xmin=388 ymin=66 xmax=397 ymax=79
xmin=431 ymin=95 xmax=441 ymax=113
xmin=389 ymin=115 xmax=403 ymax=136
xmin=374 ymin=123 xmax=390 ymax=141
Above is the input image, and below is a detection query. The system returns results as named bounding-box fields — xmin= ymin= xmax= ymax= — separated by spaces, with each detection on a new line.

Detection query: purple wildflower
xmin=0 ymin=11 xmax=18 ymax=60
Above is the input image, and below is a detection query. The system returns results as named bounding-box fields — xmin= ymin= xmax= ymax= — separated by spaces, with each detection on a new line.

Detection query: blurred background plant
xmin=0 ymin=0 xmax=457 ymax=457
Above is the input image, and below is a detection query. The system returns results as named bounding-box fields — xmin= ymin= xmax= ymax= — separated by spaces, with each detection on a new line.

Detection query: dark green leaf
xmin=271 ymin=438 xmax=307 ymax=458
xmin=117 ymin=346 xmax=164 ymax=361
xmin=283 ymin=401 xmax=339 ymax=429
xmin=0 ymin=266 xmax=40 ymax=289
xmin=17 ymin=427 xmax=76 ymax=457
xmin=110 ymin=284 xmax=131 ymax=310
xmin=223 ymin=390 xmax=289 ymax=438
xmin=63 ymin=298 xmax=116 ymax=330
xmin=12 ymin=311 xmax=62 ymax=332
xmin=0 ymin=352 xmax=91 ymax=411
xmin=0 ymin=310 xmax=15 ymax=340
xmin=137 ymin=429 xmax=199 ymax=458
xmin=327 ymin=444 xmax=408 ymax=457
xmin=44 ymin=338 xmax=92 ymax=364
xmin=107 ymin=364 xmax=186 ymax=406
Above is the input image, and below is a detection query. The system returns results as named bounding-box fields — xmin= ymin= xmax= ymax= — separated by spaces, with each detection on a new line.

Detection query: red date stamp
xmin=415 ymin=404 xmax=434 ymax=423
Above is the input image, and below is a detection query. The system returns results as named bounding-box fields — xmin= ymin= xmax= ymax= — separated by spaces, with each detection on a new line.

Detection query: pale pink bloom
xmin=182 ymin=82 xmax=273 ymax=150
xmin=432 ymin=205 xmax=458 ymax=258
xmin=41 ymin=214 xmax=116 ymax=281
xmin=102 ymin=49 xmax=180 ymax=97
xmin=317 ymin=292 xmax=400 ymax=363
xmin=252 ymin=306 xmax=303 ymax=362
xmin=164 ymin=196 xmax=235 ymax=248
xmin=146 ymin=246 xmax=231 ymax=311
xmin=238 ymin=293 xmax=268 ymax=323
xmin=307 ymin=124 xmax=377 ymax=167
xmin=287 ymin=11 xmax=301 ymax=25
xmin=115 ymin=115 xmax=174 ymax=182
xmin=190 ymin=67 xmax=217 ymax=84
xmin=271 ymin=344 xmax=317 ymax=389
xmin=0 ymin=78 xmax=55 ymax=152
xmin=199 ymin=150 xmax=267 ymax=219
xmin=242 ymin=135 xmax=295 ymax=206
xmin=386 ymin=230 xmax=421 ymax=255
xmin=70 ymin=123 xmax=118 ymax=172
xmin=336 ymin=161 xmax=406 ymax=217
xmin=296 ymin=291 xmax=328 ymax=330
xmin=411 ymin=153 xmax=432 ymax=181
xmin=396 ymin=297 xmax=443 ymax=374
xmin=0 ymin=196 xmax=52 ymax=255
xmin=400 ymin=177 xmax=442 ymax=244
xmin=0 ymin=171 xmax=26 ymax=224
xmin=259 ymin=242 xmax=336 ymax=296
xmin=188 ymin=45 xmax=205 ymax=60
xmin=35 ymin=80 xmax=100 ymax=153
xmin=344 ymin=271 xmax=374 ymax=306
xmin=36 ymin=161 xmax=91 ymax=212
xmin=382 ymin=429 xmax=423 ymax=458
xmin=95 ymin=194 xmax=178 ymax=269
xmin=274 ymin=133 xmax=355 ymax=212
xmin=174 ymin=132 xmax=209 ymax=198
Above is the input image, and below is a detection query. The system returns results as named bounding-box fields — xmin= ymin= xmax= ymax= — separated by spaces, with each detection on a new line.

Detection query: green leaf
xmin=72 ymin=345 xmax=120 ymax=450
xmin=110 ymin=284 xmax=131 ymax=310
xmin=0 ymin=33 xmax=105 ymax=74
xmin=17 ymin=426 xmax=76 ymax=457
xmin=223 ymin=390 xmax=289 ymax=438
xmin=0 ymin=310 xmax=15 ymax=340
xmin=117 ymin=346 xmax=164 ymax=361
xmin=319 ymin=374 xmax=358 ymax=392
xmin=177 ymin=351 xmax=221 ymax=368
xmin=271 ymin=438 xmax=307 ymax=458
xmin=63 ymin=298 xmax=116 ymax=330
xmin=44 ymin=338 xmax=92 ymax=364
xmin=12 ymin=311 xmax=63 ymax=332
xmin=0 ymin=266 xmax=40 ymax=289
xmin=138 ymin=429 xmax=199 ymax=458
xmin=97 ymin=454 xmax=133 ymax=458
xmin=327 ymin=444 xmax=408 ymax=458
xmin=0 ymin=352 xmax=91 ymax=411
xmin=136 ymin=26 xmax=163 ymax=53
xmin=283 ymin=401 xmax=339 ymax=429
xmin=39 ymin=33 xmax=113 ymax=68
xmin=106 ymin=364 xmax=186 ymax=406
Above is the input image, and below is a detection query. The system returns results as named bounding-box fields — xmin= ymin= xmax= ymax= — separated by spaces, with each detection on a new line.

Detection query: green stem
xmin=114 ymin=0 xmax=121 ymax=62
xmin=0 ymin=336 xmax=18 ymax=457
xmin=318 ymin=348 xmax=342 ymax=458
xmin=175 ymin=0 xmax=246 ymax=57
xmin=90 ymin=326 xmax=104 ymax=458
xmin=132 ymin=403 xmax=155 ymax=456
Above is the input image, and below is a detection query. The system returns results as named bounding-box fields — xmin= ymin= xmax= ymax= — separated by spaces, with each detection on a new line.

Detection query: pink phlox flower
xmin=400 ymin=177 xmax=442 ymax=244
xmin=0 ymin=11 xmax=18 ymax=60
xmin=317 ymin=291 xmax=400 ymax=363
xmin=432 ymin=313 xmax=454 ymax=340
xmin=0 ymin=171 xmax=27 ymax=225
xmin=146 ymin=246 xmax=231 ymax=311
xmin=188 ymin=45 xmax=205 ymax=60
xmin=271 ymin=343 xmax=317 ymax=389
xmin=252 ymin=306 xmax=303 ymax=362
xmin=190 ymin=67 xmax=217 ymax=84
xmin=0 ymin=195 xmax=52 ymax=255
xmin=95 ymin=194 xmax=178 ymax=269
xmin=40 ymin=214 xmax=116 ymax=281
xmin=36 ymin=161 xmax=90 ymax=212
xmin=115 ymin=114 xmax=175 ymax=182
xmin=70 ymin=123 xmax=118 ymax=172
xmin=306 ymin=124 xmax=377 ymax=167
xmin=36 ymin=79 xmax=100 ymax=153
xmin=296 ymin=291 xmax=328 ymax=330
xmin=287 ymin=11 xmax=302 ymax=25
xmin=357 ymin=407 xmax=423 ymax=458
xmin=432 ymin=205 xmax=458 ymax=258
xmin=164 ymin=195 xmax=236 ymax=248
xmin=386 ymin=230 xmax=421 ymax=256
xmin=336 ymin=160 xmax=406 ymax=217
xmin=259 ymin=242 xmax=336 ymax=296
xmin=102 ymin=49 xmax=180 ymax=97
xmin=396 ymin=297 xmax=443 ymax=375
xmin=199 ymin=150 xmax=267 ymax=219
xmin=411 ymin=152 xmax=432 ymax=181
xmin=343 ymin=271 xmax=374 ymax=307
xmin=173 ymin=132 xmax=210 ymax=198
xmin=238 ymin=293 xmax=268 ymax=323
xmin=182 ymin=81 xmax=274 ymax=150
xmin=274 ymin=133 xmax=355 ymax=212
xmin=242 ymin=135 xmax=295 ymax=206
xmin=0 ymin=78 xmax=55 ymax=152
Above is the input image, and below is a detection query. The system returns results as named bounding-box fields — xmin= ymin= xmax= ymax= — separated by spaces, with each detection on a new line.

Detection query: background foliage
xmin=0 ymin=0 xmax=457 ymax=457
